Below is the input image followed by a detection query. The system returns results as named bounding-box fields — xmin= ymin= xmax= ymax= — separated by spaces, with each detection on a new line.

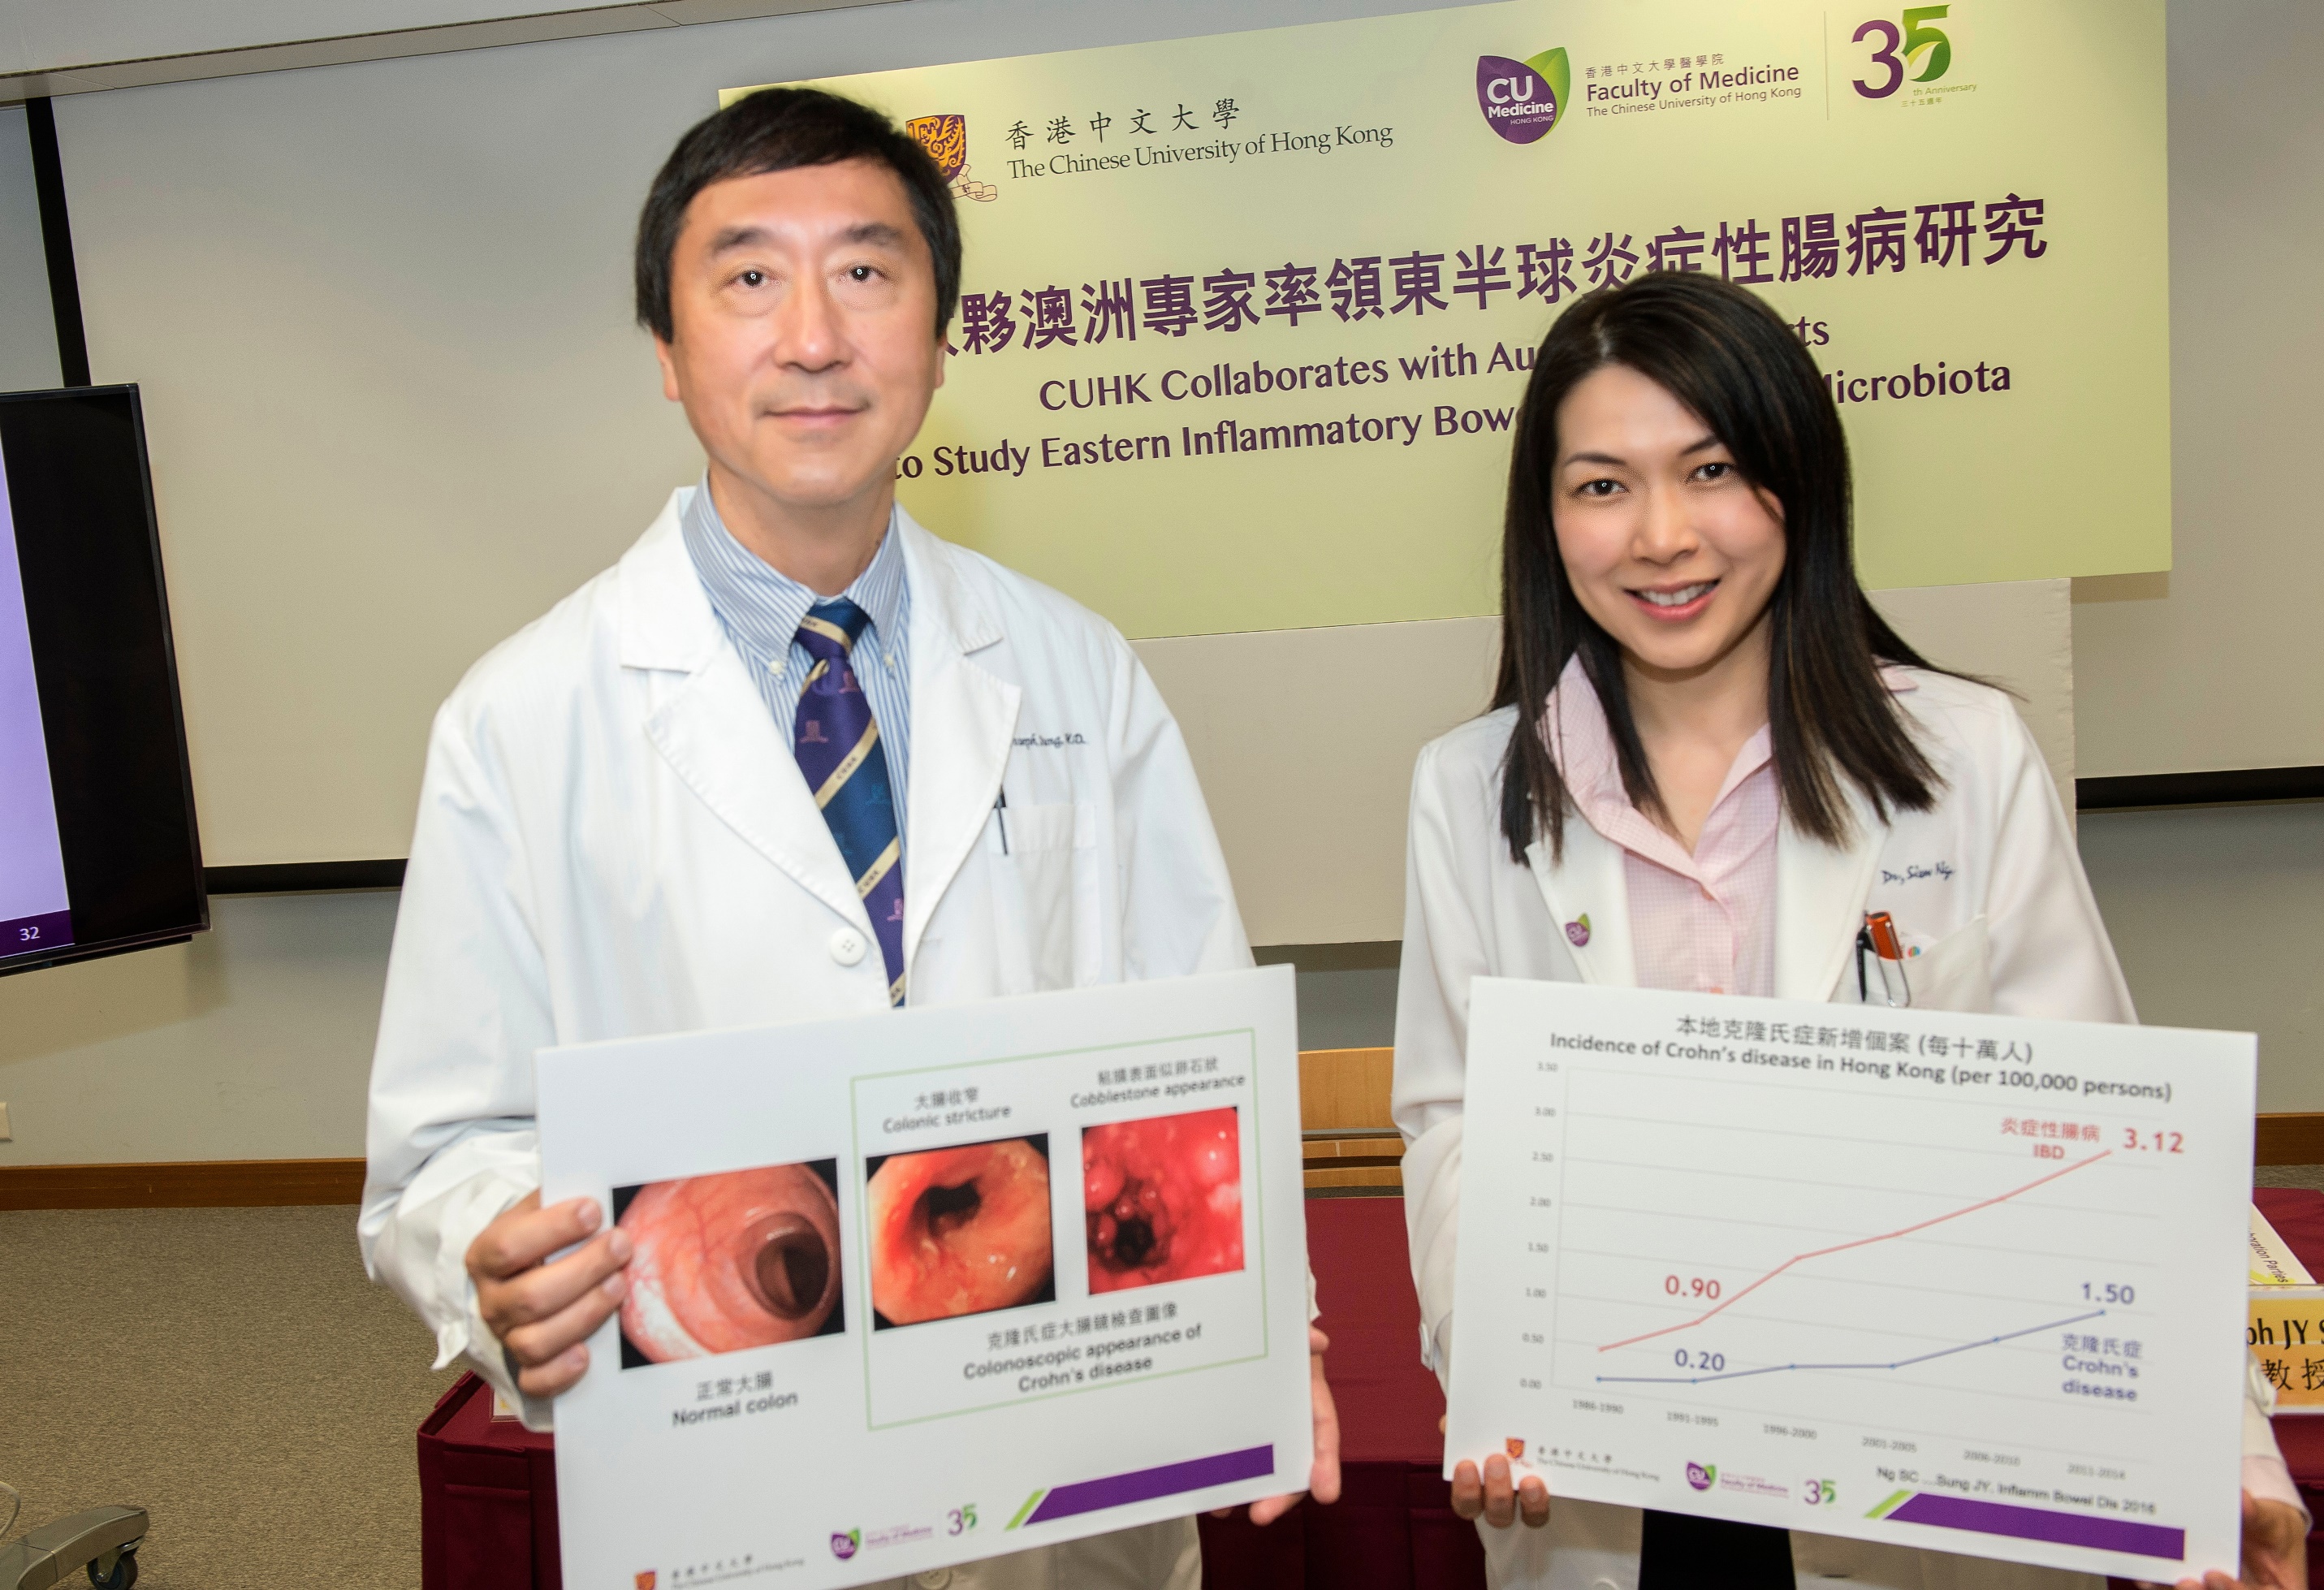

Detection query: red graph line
xmin=1596 ymin=1149 xmax=2114 ymax=1354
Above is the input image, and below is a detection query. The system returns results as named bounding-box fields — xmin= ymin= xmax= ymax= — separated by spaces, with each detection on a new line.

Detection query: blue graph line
xmin=1596 ymin=1307 xmax=2108 ymax=1386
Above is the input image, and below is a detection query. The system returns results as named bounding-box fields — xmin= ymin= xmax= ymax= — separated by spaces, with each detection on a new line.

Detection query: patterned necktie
xmin=793 ymin=599 xmax=905 ymax=1005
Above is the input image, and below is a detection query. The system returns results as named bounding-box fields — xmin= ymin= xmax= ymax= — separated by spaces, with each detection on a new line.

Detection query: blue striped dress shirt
xmin=680 ymin=482 xmax=913 ymax=845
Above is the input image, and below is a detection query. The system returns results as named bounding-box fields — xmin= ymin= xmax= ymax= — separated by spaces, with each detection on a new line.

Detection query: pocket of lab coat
xmin=987 ymin=800 xmax=1099 ymax=992
xmin=1902 ymin=914 xmax=1994 ymax=1014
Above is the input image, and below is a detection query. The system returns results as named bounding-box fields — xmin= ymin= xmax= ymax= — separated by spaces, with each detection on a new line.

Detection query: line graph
xmin=1444 ymin=978 xmax=2257 ymax=1578
xmin=1596 ymin=1150 xmax=2114 ymax=1353
xmin=1596 ymin=1306 xmax=2106 ymax=1385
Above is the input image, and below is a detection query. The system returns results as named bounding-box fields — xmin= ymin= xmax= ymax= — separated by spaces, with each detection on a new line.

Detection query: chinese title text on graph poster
xmin=728 ymin=0 xmax=2166 ymax=638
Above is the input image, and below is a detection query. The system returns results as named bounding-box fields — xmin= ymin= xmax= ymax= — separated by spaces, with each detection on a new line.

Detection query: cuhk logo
xmin=906 ymin=111 xmax=996 ymax=203
xmin=904 ymin=114 xmax=967 ymax=181
xmin=1476 ymin=49 xmax=1569 ymax=143
xmin=1687 ymin=1463 xmax=1717 ymax=1491
xmin=634 ymin=1575 xmax=655 ymax=1590
xmin=830 ymin=1530 xmax=862 ymax=1560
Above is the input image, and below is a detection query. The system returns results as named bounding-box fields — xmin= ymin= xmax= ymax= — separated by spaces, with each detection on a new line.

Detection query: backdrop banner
xmin=728 ymin=0 xmax=2166 ymax=638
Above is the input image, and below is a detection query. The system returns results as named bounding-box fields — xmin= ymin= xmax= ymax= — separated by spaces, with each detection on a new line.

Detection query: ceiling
xmin=0 ymin=0 xmax=902 ymax=102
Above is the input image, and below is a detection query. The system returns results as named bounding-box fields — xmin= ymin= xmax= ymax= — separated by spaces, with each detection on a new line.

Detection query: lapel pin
xmin=1565 ymin=913 xmax=1591 ymax=948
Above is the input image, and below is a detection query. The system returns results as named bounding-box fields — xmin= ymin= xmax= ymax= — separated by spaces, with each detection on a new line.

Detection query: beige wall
xmin=0 ymin=581 xmax=2075 ymax=1169
xmin=6 ymin=799 xmax=2314 ymax=1173
xmin=0 ymin=106 xmax=62 ymax=393
xmin=1137 ymin=618 xmax=1497 ymax=951
xmin=2079 ymin=803 xmax=2324 ymax=1114
xmin=1143 ymin=580 xmax=2077 ymax=948
xmin=0 ymin=580 xmax=2080 ymax=1170
xmin=2067 ymin=0 xmax=2324 ymax=1114
xmin=2070 ymin=0 xmax=2324 ymax=778
xmin=0 ymin=892 xmax=395 ymax=1167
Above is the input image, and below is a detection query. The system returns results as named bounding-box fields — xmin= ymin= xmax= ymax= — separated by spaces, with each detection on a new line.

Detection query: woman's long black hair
xmin=1496 ymin=270 xmax=1942 ymax=863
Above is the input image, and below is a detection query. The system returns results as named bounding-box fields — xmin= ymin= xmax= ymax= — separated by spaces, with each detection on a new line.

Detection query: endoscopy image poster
xmin=536 ymin=967 xmax=1311 ymax=1588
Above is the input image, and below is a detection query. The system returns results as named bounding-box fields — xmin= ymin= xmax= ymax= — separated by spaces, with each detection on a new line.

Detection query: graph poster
xmin=535 ymin=968 xmax=1312 ymax=1589
xmin=1444 ymin=978 xmax=2256 ymax=1581
xmin=728 ymin=0 xmax=2169 ymax=639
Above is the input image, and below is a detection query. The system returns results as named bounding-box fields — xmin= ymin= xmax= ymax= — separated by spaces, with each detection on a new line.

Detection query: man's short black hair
xmin=634 ymin=86 xmax=962 ymax=343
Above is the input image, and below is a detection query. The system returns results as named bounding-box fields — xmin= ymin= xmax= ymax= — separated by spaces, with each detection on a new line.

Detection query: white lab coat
xmin=1392 ymin=669 xmax=2240 ymax=1590
xmin=359 ymin=490 xmax=1244 ymax=1590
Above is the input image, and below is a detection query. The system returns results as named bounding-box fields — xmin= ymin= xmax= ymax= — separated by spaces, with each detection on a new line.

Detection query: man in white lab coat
xmin=360 ymin=86 xmax=1336 ymax=1588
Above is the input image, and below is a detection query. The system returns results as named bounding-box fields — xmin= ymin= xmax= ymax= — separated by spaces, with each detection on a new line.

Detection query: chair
xmin=0 ymin=1504 xmax=147 ymax=1590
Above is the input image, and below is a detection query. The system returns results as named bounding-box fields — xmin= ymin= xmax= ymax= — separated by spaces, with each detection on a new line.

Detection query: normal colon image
xmin=1082 ymin=1107 xmax=1245 ymax=1294
xmin=865 ymin=1135 xmax=1056 ymax=1327
xmin=615 ymin=1159 xmax=845 ymax=1367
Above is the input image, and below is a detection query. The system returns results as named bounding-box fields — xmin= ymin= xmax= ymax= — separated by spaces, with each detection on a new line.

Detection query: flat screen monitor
xmin=0 ymin=385 xmax=204 ymax=974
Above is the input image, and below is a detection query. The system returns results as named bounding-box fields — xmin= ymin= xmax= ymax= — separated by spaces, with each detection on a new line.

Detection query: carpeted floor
xmin=0 ymin=1205 xmax=458 ymax=1586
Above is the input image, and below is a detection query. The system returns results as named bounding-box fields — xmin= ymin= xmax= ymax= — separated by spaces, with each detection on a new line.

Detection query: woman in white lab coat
xmin=1390 ymin=271 xmax=2304 ymax=1590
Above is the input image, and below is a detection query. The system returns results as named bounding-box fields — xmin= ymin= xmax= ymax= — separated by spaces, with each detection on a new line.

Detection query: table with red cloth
xmin=418 ymin=1190 xmax=2324 ymax=1589
xmin=417 ymin=1195 xmax=1479 ymax=1590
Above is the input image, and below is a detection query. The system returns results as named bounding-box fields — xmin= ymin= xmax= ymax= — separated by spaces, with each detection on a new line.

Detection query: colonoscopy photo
xmin=1082 ymin=1107 xmax=1246 ymax=1293
xmin=865 ymin=1135 xmax=1056 ymax=1326
xmin=614 ymin=1160 xmax=845 ymax=1365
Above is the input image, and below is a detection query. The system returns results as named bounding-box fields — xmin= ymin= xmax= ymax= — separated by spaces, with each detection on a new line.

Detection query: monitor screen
xmin=0 ymin=450 xmax=71 ymax=951
xmin=0 ymin=386 xmax=205 ymax=974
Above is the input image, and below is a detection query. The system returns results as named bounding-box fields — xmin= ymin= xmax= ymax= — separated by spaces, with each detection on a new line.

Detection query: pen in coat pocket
xmin=1856 ymin=909 xmax=1912 ymax=1008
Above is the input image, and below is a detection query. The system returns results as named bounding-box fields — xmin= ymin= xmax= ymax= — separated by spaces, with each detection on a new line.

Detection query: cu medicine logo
xmin=1687 ymin=1462 xmax=1717 ymax=1491
xmin=1474 ymin=48 xmax=1569 ymax=144
xmin=829 ymin=1529 xmax=861 ymax=1560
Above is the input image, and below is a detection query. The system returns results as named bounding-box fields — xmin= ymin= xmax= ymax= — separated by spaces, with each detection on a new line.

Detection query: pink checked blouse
xmin=1545 ymin=656 xmax=1781 ymax=998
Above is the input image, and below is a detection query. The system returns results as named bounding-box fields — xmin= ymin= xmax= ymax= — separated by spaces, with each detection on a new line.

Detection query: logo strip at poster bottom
xmin=1870 ymin=1490 xmax=2184 ymax=1559
xmin=1013 ymin=1445 xmax=1275 ymax=1527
